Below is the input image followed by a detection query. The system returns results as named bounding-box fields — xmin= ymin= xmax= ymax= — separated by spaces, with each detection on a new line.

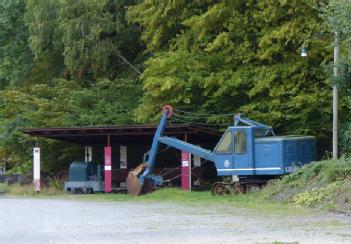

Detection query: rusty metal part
xmin=246 ymin=183 xmax=260 ymax=192
xmin=126 ymin=163 xmax=148 ymax=196
xmin=230 ymin=182 xmax=246 ymax=194
xmin=141 ymin=178 xmax=154 ymax=194
xmin=162 ymin=104 xmax=173 ymax=118
xmin=211 ymin=182 xmax=226 ymax=195
xmin=126 ymin=171 xmax=142 ymax=196
xmin=133 ymin=163 xmax=148 ymax=175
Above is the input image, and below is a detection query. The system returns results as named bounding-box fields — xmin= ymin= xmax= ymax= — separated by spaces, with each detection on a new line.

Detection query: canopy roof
xmin=21 ymin=124 xmax=221 ymax=145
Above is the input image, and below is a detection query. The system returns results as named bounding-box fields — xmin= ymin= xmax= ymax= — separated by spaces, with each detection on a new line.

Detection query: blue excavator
xmin=126 ymin=105 xmax=316 ymax=196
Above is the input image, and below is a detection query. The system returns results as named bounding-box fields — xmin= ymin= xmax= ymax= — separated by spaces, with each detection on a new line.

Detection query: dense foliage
xmin=128 ymin=0 xmax=333 ymax=145
xmin=0 ymin=0 xmax=143 ymax=172
xmin=318 ymin=0 xmax=351 ymax=155
xmin=0 ymin=0 xmax=350 ymax=173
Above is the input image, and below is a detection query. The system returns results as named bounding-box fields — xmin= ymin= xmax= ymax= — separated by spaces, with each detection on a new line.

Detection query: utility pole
xmin=333 ymin=31 xmax=339 ymax=160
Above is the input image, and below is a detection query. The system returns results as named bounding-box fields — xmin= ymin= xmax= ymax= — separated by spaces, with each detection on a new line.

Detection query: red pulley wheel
xmin=162 ymin=104 xmax=173 ymax=118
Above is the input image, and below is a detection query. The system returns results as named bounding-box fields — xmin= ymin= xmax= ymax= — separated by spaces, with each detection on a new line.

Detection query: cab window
xmin=234 ymin=131 xmax=247 ymax=154
xmin=215 ymin=130 xmax=232 ymax=154
xmin=254 ymin=129 xmax=264 ymax=138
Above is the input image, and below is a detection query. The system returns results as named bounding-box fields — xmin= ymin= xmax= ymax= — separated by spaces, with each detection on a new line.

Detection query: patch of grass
xmin=2 ymin=183 xmax=307 ymax=215
xmin=3 ymin=177 xmax=66 ymax=196
xmin=72 ymin=188 xmax=309 ymax=215
xmin=5 ymin=183 xmax=64 ymax=196
xmin=0 ymin=183 xmax=9 ymax=193
xmin=7 ymin=158 xmax=351 ymax=213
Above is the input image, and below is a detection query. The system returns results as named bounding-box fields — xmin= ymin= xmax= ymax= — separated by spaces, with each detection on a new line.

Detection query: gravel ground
xmin=0 ymin=197 xmax=351 ymax=244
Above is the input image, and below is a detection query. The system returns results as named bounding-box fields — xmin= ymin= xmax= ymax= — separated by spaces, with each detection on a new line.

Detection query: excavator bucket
xmin=126 ymin=171 xmax=142 ymax=196
xmin=126 ymin=163 xmax=147 ymax=196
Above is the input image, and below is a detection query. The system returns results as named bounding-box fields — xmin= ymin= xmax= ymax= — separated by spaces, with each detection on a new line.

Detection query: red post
xmin=181 ymin=151 xmax=189 ymax=190
xmin=104 ymin=136 xmax=112 ymax=193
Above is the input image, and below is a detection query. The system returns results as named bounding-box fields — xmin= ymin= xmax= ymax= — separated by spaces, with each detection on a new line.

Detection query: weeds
xmin=0 ymin=183 xmax=9 ymax=193
xmin=259 ymin=158 xmax=351 ymax=211
xmin=2 ymin=181 xmax=64 ymax=196
xmin=290 ymin=181 xmax=342 ymax=207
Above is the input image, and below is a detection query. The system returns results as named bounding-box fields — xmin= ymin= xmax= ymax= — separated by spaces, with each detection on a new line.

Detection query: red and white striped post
xmin=33 ymin=147 xmax=40 ymax=193
xmin=104 ymin=136 xmax=112 ymax=193
xmin=181 ymin=151 xmax=190 ymax=190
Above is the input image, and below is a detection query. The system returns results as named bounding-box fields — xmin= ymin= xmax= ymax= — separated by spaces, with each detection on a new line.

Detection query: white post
xmin=188 ymin=153 xmax=192 ymax=192
xmin=120 ymin=145 xmax=127 ymax=169
xmin=85 ymin=146 xmax=92 ymax=162
xmin=333 ymin=31 xmax=339 ymax=160
xmin=120 ymin=145 xmax=127 ymax=188
xmin=33 ymin=147 xmax=40 ymax=193
xmin=193 ymin=154 xmax=201 ymax=187
xmin=194 ymin=154 xmax=201 ymax=167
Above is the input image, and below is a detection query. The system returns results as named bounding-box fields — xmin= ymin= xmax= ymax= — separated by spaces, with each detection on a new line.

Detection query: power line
xmin=172 ymin=113 xmax=232 ymax=124
xmin=173 ymin=108 xmax=237 ymax=117
xmin=172 ymin=113 xmax=232 ymax=125
xmin=172 ymin=112 xmax=232 ymax=120
xmin=116 ymin=53 xmax=142 ymax=75
xmin=170 ymin=116 xmax=232 ymax=126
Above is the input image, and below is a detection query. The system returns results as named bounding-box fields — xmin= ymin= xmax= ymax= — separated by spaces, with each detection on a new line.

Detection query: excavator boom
xmin=158 ymin=137 xmax=215 ymax=162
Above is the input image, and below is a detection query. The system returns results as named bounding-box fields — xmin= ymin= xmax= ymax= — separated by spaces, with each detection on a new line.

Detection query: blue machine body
xmin=212 ymin=128 xmax=315 ymax=176
xmin=139 ymin=109 xmax=316 ymax=186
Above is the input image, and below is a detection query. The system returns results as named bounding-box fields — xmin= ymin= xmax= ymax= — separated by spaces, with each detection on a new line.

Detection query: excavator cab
xmin=213 ymin=127 xmax=254 ymax=176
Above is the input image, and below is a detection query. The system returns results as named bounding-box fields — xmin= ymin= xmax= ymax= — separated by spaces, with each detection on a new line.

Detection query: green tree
xmin=0 ymin=0 xmax=33 ymax=88
xmin=0 ymin=77 xmax=141 ymax=172
xmin=129 ymin=0 xmax=331 ymax=144
xmin=25 ymin=0 xmax=143 ymax=82
xmin=0 ymin=0 xmax=144 ymax=173
xmin=318 ymin=0 xmax=351 ymax=155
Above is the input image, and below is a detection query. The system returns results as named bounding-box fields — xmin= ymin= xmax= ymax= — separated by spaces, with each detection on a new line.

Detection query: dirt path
xmin=0 ymin=197 xmax=350 ymax=243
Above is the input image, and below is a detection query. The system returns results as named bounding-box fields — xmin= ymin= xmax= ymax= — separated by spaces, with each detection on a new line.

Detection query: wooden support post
xmin=333 ymin=31 xmax=339 ymax=160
